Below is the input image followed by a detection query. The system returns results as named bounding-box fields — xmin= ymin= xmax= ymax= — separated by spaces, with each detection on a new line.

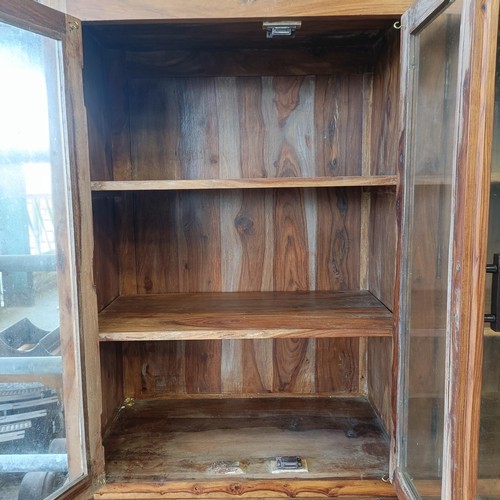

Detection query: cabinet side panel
xmin=368 ymin=191 xmax=396 ymax=309
xmin=367 ymin=337 xmax=392 ymax=435
xmin=82 ymin=33 xmax=113 ymax=181
xmin=100 ymin=342 xmax=124 ymax=433
xmin=92 ymin=195 xmax=120 ymax=310
xmin=370 ymin=31 xmax=400 ymax=176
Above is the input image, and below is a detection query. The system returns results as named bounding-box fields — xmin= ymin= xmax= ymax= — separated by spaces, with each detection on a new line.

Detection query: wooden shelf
xmin=90 ymin=176 xmax=398 ymax=192
xmin=98 ymin=291 xmax=393 ymax=341
xmin=98 ymin=397 xmax=393 ymax=496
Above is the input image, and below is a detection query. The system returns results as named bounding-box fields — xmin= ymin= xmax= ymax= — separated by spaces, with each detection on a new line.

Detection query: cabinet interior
xmin=82 ymin=18 xmax=400 ymax=490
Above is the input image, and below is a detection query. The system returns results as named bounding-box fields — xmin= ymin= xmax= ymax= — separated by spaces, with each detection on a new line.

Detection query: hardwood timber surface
xmin=98 ymin=291 xmax=393 ymax=341
xmin=102 ymin=397 xmax=391 ymax=487
xmin=67 ymin=0 xmax=410 ymax=22
xmin=91 ymin=176 xmax=398 ymax=191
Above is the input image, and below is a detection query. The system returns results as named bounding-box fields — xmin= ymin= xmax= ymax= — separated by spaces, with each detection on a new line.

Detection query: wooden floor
xmin=103 ymin=397 xmax=390 ymax=484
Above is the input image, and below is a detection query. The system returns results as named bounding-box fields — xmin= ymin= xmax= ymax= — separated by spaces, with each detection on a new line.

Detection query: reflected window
xmin=0 ymin=21 xmax=85 ymax=499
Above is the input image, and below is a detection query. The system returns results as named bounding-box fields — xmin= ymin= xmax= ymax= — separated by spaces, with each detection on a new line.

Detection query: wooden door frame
xmin=0 ymin=1 xmax=103 ymax=498
xmin=394 ymin=0 xmax=499 ymax=498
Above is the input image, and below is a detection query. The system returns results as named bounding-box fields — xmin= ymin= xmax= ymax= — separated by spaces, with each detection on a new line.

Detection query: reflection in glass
xmin=401 ymin=3 xmax=462 ymax=498
xmin=0 ymin=21 xmax=84 ymax=499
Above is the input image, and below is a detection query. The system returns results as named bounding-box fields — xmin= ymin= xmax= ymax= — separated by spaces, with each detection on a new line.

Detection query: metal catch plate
xmin=276 ymin=456 xmax=302 ymax=469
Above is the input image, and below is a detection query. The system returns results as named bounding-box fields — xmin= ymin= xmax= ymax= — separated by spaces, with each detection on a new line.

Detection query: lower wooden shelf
xmin=97 ymin=290 xmax=393 ymax=341
xmin=98 ymin=397 xmax=394 ymax=498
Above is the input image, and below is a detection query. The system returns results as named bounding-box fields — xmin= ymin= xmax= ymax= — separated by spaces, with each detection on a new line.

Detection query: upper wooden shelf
xmin=98 ymin=290 xmax=393 ymax=341
xmin=90 ymin=176 xmax=398 ymax=192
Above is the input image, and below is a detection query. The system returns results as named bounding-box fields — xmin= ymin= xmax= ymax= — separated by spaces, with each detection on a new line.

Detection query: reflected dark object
xmin=0 ymin=318 xmax=60 ymax=357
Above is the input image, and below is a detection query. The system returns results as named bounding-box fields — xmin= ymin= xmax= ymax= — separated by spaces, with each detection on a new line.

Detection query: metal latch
xmin=276 ymin=456 xmax=302 ymax=470
xmin=263 ymin=21 xmax=302 ymax=39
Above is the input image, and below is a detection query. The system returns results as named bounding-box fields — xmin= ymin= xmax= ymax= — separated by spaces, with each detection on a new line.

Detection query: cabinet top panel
xmin=67 ymin=0 xmax=411 ymax=22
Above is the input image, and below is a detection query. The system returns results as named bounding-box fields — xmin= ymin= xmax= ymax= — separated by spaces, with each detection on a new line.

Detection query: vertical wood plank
xmin=315 ymin=75 xmax=364 ymax=177
xmin=134 ymin=192 xmax=180 ymax=293
xmin=185 ymin=341 xmax=222 ymax=393
xmin=122 ymin=342 xmax=143 ymax=398
xmin=108 ymin=50 xmax=132 ymax=181
xmin=178 ymin=191 xmax=222 ymax=292
xmin=273 ymin=338 xmax=315 ymax=393
xmin=178 ymin=78 xmax=219 ymax=179
xmin=116 ymin=192 xmax=138 ymax=295
xmin=140 ymin=341 xmax=187 ymax=396
xmin=221 ymin=340 xmax=243 ymax=393
xmin=316 ymin=188 xmax=361 ymax=291
xmin=92 ymin=194 xmax=119 ymax=310
xmin=238 ymin=77 xmax=267 ymax=177
xmin=241 ymin=339 xmax=274 ymax=393
xmin=316 ymin=338 xmax=360 ymax=393
xmin=370 ymin=32 xmax=400 ymax=176
xmin=215 ymin=77 xmax=241 ymax=179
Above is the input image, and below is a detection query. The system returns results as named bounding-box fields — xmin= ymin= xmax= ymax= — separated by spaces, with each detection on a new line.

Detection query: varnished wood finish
xmin=94 ymin=481 xmax=396 ymax=499
xmin=442 ymin=0 xmax=499 ymax=498
xmin=62 ymin=10 xmax=105 ymax=496
xmin=115 ymin=189 xmax=362 ymax=295
xmin=93 ymin=479 xmax=396 ymax=500
xmin=115 ymin=75 xmax=367 ymax=183
xmin=98 ymin=291 xmax=393 ymax=341
xmin=102 ymin=398 xmax=390 ymax=487
xmin=370 ymin=31 xmax=400 ymax=177
xmin=121 ymin=338 xmax=361 ymax=398
xmin=67 ymin=0 xmax=410 ymax=22
xmin=91 ymin=177 xmax=398 ymax=191
xmin=367 ymin=338 xmax=392 ymax=435
xmin=0 ymin=0 xmax=65 ymax=38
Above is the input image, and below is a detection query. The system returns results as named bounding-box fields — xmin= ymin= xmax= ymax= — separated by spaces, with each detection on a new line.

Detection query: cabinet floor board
xmin=98 ymin=291 xmax=393 ymax=341
xmin=102 ymin=397 xmax=390 ymax=487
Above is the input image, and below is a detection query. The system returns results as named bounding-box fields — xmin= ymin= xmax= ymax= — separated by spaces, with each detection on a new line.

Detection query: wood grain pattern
xmin=98 ymin=291 xmax=393 ymax=341
xmin=368 ymin=191 xmax=396 ymax=310
xmin=123 ymin=189 xmax=362 ymax=295
xmin=442 ymin=0 xmax=499 ymax=497
xmin=124 ymin=48 xmax=374 ymax=78
xmin=121 ymin=338 xmax=365 ymax=398
xmin=0 ymin=0 xmax=65 ymax=37
xmin=317 ymin=188 xmax=361 ymax=291
xmin=100 ymin=342 xmax=124 ymax=432
xmin=91 ymin=177 xmax=398 ymax=191
xmin=102 ymin=398 xmax=390 ymax=483
xmin=316 ymin=338 xmax=360 ymax=393
xmin=92 ymin=195 xmax=120 ymax=310
xmin=93 ymin=481 xmax=396 ymax=499
xmin=370 ymin=31 xmax=400 ymax=176
xmin=367 ymin=337 xmax=392 ymax=435
xmin=122 ymin=76 xmax=367 ymax=182
xmin=66 ymin=0 xmax=410 ymax=21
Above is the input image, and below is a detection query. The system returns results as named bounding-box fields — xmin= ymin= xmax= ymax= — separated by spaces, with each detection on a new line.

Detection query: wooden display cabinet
xmin=0 ymin=0 xmax=498 ymax=499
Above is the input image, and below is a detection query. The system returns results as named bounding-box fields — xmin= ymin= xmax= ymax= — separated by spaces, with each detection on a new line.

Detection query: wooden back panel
xmin=84 ymin=30 xmax=399 ymax=412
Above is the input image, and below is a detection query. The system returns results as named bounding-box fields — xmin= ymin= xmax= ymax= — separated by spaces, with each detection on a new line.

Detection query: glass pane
xmin=0 ymin=21 xmax=85 ymax=499
xmin=478 ymin=30 xmax=500 ymax=500
xmin=402 ymin=3 xmax=462 ymax=498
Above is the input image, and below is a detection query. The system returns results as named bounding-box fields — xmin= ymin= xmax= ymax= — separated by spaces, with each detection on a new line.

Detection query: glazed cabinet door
xmin=396 ymin=0 xmax=498 ymax=498
xmin=0 ymin=1 xmax=100 ymax=499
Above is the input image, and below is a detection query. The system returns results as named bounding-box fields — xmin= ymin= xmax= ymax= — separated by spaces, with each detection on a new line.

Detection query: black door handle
xmin=485 ymin=254 xmax=500 ymax=332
